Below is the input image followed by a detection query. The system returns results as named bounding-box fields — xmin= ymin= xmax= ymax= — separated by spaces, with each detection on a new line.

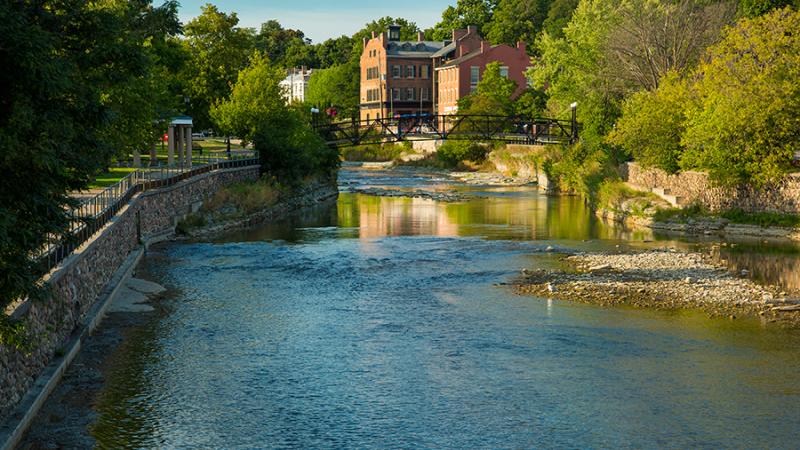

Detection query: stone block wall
xmin=624 ymin=162 xmax=800 ymax=214
xmin=0 ymin=166 xmax=260 ymax=422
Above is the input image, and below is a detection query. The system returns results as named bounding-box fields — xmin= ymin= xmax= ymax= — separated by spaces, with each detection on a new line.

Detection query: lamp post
xmin=310 ymin=107 xmax=320 ymax=129
xmin=570 ymin=102 xmax=578 ymax=143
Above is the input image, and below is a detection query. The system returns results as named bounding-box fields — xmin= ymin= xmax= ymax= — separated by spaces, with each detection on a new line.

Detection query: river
xmin=24 ymin=165 xmax=800 ymax=448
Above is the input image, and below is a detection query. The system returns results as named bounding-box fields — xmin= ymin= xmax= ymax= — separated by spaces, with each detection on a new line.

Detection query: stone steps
xmin=651 ymin=187 xmax=684 ymax=207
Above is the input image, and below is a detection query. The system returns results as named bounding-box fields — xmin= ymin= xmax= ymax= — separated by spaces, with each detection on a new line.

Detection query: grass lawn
xmin=88 ymin=167 xmax=137 ymax=189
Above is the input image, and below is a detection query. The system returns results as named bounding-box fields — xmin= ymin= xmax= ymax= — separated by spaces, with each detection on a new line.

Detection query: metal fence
xmin=38 ymin=157 xmax=260 ymax=275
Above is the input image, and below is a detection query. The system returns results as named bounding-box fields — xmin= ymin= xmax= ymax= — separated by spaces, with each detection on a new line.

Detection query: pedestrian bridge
xmin=313 ymin=114 xmax=578 ymax=148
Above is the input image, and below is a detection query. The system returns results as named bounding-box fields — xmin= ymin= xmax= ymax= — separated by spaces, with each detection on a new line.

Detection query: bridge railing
xmin=314 ymin=114 xmax=578 ymax=147
xmin=38 ymin=157 xmax=260 ymax=275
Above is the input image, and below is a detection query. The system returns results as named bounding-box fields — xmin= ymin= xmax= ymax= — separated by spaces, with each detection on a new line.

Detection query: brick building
xmin=360 ymin=25 xmax=444 ymax=121
xmin=359 ymin=25 xmax=531 ymax=121
xmin=434 ymin=27 xmax=529 ymax=115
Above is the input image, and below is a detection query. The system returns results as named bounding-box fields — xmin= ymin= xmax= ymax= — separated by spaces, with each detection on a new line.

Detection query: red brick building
xmin=359 ymin=25 xmax=531 ymax=121
xmin=434 ymin=28 xmax=529 ymax=115
xmin=360 ymin=25 xmax=444 ymax=121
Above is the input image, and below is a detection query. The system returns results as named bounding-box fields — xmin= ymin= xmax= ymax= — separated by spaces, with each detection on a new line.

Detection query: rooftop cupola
xmin=388 ymin=24 xmax=401 ymax=42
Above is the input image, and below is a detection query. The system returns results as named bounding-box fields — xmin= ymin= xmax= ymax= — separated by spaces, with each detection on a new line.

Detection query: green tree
xmin=541 ymin=0 xmax=580 ymax=38
xmin=255 ymin=20 xmax=318 ymax=68
xmin=738 ymin=0 xmax=798 ymax=17
xmin=210 ymin=52 xmax=338 ymax=181
xmin=305 ymin=64 xmax=361 ymax=117
xmin=680 ymin=7 xmax=800 ymax=185
xmin=607 ymin=71 xmax=691 ymax=173
xmin=605 ymin=0 xmax=735 ymax=91
xmin=459 ymin=62 xmax=519 ymax=116
xmin=0 ymin=0 xmax=181 ymax=329
xmin=181 ymin=4 xmax=255 ymax=129
xmin=313 ymin=35 xmax=356 ymax=68
xmin=428 ymin=0 xmax=498 ymax=40
xmin=531 ymin=0 xmax=623 ymax=144
xmin=485 ymin=0 xmax=551 ymax=51
xmin=210 ymin=52 xmax=287 ymax=143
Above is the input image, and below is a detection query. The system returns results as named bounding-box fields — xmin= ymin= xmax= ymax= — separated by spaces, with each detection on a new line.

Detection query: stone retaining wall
xmin=188 ymin=179 xmax=339 ymax=239
xmin=623 ymin=162 xmax=800 ymax=214
xmin=0 ymin=166 xmax=260 ymax=422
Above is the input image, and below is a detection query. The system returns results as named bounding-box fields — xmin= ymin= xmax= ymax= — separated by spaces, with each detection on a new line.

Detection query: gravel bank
xmin=513 ymin=249 xmax=800 ymax=326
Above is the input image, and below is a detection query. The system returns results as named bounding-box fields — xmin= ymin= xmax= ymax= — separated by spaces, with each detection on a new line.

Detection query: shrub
xmin=607 ymin=71 xmax=690 ymax=174
xmin=437 ymin=141 xmax=492 ymax=167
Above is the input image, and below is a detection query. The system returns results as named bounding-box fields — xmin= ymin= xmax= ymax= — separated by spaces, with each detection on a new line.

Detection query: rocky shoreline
xmin=512 ymin=249 xmax=800 ymax=327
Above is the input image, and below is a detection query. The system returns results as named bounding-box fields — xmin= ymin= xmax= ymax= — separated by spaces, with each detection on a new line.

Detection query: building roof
xmin=430 ymin=41 xmax=456 ymax=58
xmin=386 ymin=41 xmax=446 ymax=57
xmin=437 ymin=48 xmax=485 ymax=68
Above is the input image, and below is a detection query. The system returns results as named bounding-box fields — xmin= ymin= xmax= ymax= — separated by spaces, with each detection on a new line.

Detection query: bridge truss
xmin=313 ymin=114 xmax=578 ymax=148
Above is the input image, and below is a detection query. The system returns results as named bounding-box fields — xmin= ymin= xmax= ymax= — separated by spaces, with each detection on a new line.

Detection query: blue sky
xmin=178 ymin=1 xmax=456 ymax=43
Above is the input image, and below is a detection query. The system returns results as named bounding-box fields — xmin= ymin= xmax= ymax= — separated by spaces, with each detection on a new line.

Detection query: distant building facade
xmin=280 ymin=68 xmax=313 ymax=104
xmin=359 ymin=24 xmax=531 ymax=121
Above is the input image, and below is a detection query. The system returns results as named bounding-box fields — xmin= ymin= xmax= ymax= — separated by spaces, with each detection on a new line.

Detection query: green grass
xmin=88 ymin=167 xmax=137 ymax=189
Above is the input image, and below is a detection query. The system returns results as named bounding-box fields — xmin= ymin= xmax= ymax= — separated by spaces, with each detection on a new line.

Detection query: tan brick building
xmin=359 ymin=25 xmax=444 ymax=121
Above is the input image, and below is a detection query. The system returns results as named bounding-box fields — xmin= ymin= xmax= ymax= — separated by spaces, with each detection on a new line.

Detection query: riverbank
xmin=19 ymin=271 xmax=169 ymax=449
xmin=513 ymin=249 xmax=800 ymax=327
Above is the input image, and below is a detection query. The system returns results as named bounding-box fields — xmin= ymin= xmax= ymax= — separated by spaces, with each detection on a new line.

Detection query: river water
xmin=62 ymin=166 xmax=800 ymax=447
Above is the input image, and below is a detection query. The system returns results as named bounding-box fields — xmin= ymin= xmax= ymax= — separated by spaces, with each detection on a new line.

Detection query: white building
xmin=279 ymin=68 xmax=313 ymax=104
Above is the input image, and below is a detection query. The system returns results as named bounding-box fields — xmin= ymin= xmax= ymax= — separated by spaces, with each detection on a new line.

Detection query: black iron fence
xmin=314 ymin=114 xmax=579 ymax=148
xmin=38 ymin=157 xmax=260 ymax=275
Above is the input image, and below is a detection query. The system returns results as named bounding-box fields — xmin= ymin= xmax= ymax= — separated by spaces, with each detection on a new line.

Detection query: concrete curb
xmin=0 ymin=247 xmax=145 ymax=450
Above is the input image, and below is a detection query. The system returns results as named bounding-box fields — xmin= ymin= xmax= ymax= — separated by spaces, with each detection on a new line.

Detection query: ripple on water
xmin=86 ymin=167 xmax=800 ymax=449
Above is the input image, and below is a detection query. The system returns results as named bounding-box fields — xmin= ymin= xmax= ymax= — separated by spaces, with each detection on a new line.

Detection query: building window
xmin=500 ymin=66 xmax=509 ymax=78
xmin=470 ymin=66 xmax=480 ymax=91
xmin=421 ymin=65 xmax=430 ymax=79
xmin=421 ymin=87 xmax=430 ymax=101
xmin=406 ymin=87 xmax=415 ymax=101
xmin=392 ymin=88 xmax=401 ymax=101
xmin=392 ymin=65 xmax=401 ymax=79
xmin=406 ymin=65 xmax=415 ymax=78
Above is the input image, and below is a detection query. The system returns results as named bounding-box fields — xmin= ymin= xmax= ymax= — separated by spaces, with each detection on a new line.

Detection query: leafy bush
xmin=596 ymin=180 xmax=660 ymax=217
xmin=607 ymin=71 xmax=690 ymax=174
xmin=545 ymin=141 xmax=621 ymax=203
xmin=342 ymin=142 xmax=408 ymax=162
xmin=253 ymin=109 xmax=340 ymax=184
xmin=437 ymin=141 xmax=492 ymax=167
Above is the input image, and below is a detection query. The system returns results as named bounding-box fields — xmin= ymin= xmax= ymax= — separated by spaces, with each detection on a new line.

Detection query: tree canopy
xmin=181 ymin=4 xmax=255 ymax=129
xmin=0 ymin=0 xmax=182 ymax=328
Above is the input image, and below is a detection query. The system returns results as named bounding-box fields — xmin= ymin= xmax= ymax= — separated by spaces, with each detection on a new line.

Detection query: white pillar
xmin=167 ymin=125 xmax=175 ymax=166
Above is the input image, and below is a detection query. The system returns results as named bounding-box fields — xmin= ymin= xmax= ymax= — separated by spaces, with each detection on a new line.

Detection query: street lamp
xmin=310 ymin=107 xmax=320 ymax=128
xmin=570 ymin=102 xmax=578 ymax=143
